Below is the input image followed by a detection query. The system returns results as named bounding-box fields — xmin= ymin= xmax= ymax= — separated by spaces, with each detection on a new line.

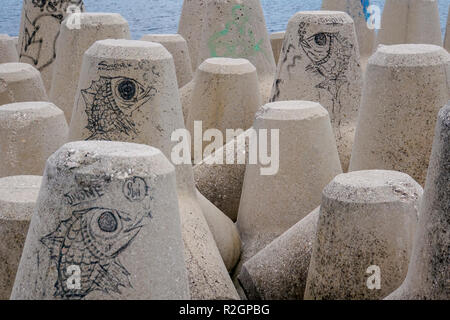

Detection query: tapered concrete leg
xmin=0 ymin=102 xmax=68 ymax=178
xmin=239 ymin=207 xmax=320 ymax=300
xmin=10 ymin=141 xmax=190 ymax=300
xmin=194 ymin=128 xmax=252 ymax=221
xmin=18 ymin=0 xmax=85 ymax=92
xmin=193 ymin=0 xmax=276 ymax=103
xmin=377 ymin=0 xmax=442 ymax=46
xmin=197 ymin=190 xmax=241 ymax=272
xmin=305 ymin=170 xmax=422 ymax=300
xmin=0 ymin=34 xmax=19 ymax=63
xmin=141 ymin=34 xmax=193 ymax=88
xmin=236 ymin=101 xmax=342 ymax=276
xmin=386 ymin=103 xmax=450 ymax=300
xmin=69 ymin=39 xmax=239 ymax=299
xmin=321 ymin=0 xmax=375 ymax=69
xmin=50 ymin=13 xmax=131 ymax=123
xmin=271 ymin=11 xmax=363 ymax=171
xmin=0 ymin=63 xmax=48 ymax=105
xmin=270 ymin=32 xmax=285 ymax=66
xmin=0 ymin=175 xmax=42 ymax=300
xmin=178 ymin=0 xmax=208 ymax=72
xmin=186 ymin=58 xmax=262 ymax=157
xmin=349 ymin=44 xmax=450 ymax=186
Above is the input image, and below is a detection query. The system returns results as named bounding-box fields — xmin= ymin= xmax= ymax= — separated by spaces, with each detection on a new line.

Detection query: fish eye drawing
xmin=80 ymin=76 xmax=157 ymax=140
xmin=40 ymin=207 xmax=150 ymax=299
xmin=20 ymin=0 xmax=84 ymax=71
xmin=272 ymin=22 xmax=353 ymax=125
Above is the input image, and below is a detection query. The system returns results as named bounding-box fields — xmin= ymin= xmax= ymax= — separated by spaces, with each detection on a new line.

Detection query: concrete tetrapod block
xmin=321 ymin=0 xmax=375 ymax=69
xmin=11 ymin=141 xmax=190 ymax=300
xmin=0 ymin=34 xmax=19 ymax=64
xmin=0 ymin=102 xmax=68 ymax=178
xmin=377 ymin=0 xmax=442 ymax=46
xmin=445 ymin=5 xmax=450 ymax=52
xmin=18 ymin=0 xmax=85 ymax=92
xmin=194 ymin=128 xmax=252 ymax=221
xmin=235 ymin=101 xmax=343 ymax=275
xmin=195 ymin=0 xmax=277 ymax=103
xmin=271 ymin=11 xmax=363 ymax=172
xmin=178 ymin=0 xmax=209 ymax=72
xmin=0 ymin=63 xmax=48 ymax=105
xmin=11 ymin=36 xmax=19 ymax=55
xmin=304 ymin=170 xmax=423 ymax=300
xmin=68 ymin=39 xmax=239 ymax=299
xmin=50 ymin=13 xmax=131 ymax=123
xmin=239 ymin=206 xmax=320 ymax=300
xmin=349 ymin=44 xmax=450 ymax=186
xmin=140 ymin=34 xmax=194 ymax=88
xmin=0 ymin=175 xmax=42 ymax=300
xmin=185 ymin=58 xmax=262 ymax=156
xmin=386 ymin=104 xmax=450 ymax=300
xmin=270 ymin=32 xmax=285 ymax=66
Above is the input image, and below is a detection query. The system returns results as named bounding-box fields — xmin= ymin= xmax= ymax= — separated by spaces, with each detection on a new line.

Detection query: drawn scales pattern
xmin=41 ymin=207 xmax=150 ymax=299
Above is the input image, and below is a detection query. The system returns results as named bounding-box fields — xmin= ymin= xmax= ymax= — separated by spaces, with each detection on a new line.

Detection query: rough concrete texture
xmin=270 ymin=31 xmax=285 ymax=66
xmin=377 ymin=0 xmax=442 ymax=46
xmin=271 ymin=11 xmax=362 ymax=171
xmin=239 ymin=206 xmax=320 ymax=300
xmin=11 ymin=36 xmax=19 ymax=54
xmin=18 ymin=0 xmax=85 ymax=92
xmin=386 ymin=104 xmax=450 ymax=300
xmin=0 ymin=102 xmax=68 ymax=178
xmin=0 ymin=34 xmax=19 ymax=64
xmin=11 ymin=141 xmax=190 ymax=300
xmin=0 ymin=63 xmax=48 ymax=105
xmin=321 ymin=0 xmax=375 ymax=69
xmin=141 ymin=34 xmax=194 ymax=88
xmin=197 ymin=190 xmax=241 ymax=272
xmin=185 ymin=58 xmax=262 ymax=155
xmin=349 ymin=44 xmax=450 ymax=186
xmin=187 ymin=0 xmax=276 ymax=103
xmin=50 ymin=13 xmax=131 ymax=123
xmin=304 ymin=170 xmax=423 ymax=300
xmin=236 ymin=101 xmax=343 ymax=274
xmin=178 ymin=0 xmax=208 ymax=72
xmin=445 ymin=5 xmax=450 ymax=52
xmin=194 ymin=128 xmax=252 ymax=221
xmin=68 ymin=39 xmax=239 ymax=299
xmin=0 ymin=175 xmax=42 ymax=300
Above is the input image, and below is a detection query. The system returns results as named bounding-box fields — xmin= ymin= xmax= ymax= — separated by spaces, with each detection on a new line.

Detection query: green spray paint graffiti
xmin=208 ymin=4 xmax=268 ymax=61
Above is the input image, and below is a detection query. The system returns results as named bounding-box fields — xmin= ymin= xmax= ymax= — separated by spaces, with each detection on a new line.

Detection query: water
xmin=0 ymin=0 xmax=448 ymax=39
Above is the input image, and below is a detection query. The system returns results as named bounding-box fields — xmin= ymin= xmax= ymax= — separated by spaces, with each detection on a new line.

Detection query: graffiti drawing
xmin=208 ymin=4 xmax=267 ymax=61
xmin=80 ymin=76 xmax=157 ymax=140
xmin=41 ymin=207 xmax=151 ymax=299
xmin=20 ymin=0 xmax=84 ymax=71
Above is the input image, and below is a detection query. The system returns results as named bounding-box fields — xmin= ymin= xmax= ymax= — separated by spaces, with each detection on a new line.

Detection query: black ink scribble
xmin=81 ymin=76 xmax=157 ymax=140
xmin=271 ymin=21 xmax=353 ymax=124
xmin=41 ymin=207 xmax=151 ymax=299
xmin=122 ymin=177 xmax=149 ymax=202
xmin=20 ymin=0 xmax=84 ymax=72
xmin=298 ymin=23 xmax=353 ymax=123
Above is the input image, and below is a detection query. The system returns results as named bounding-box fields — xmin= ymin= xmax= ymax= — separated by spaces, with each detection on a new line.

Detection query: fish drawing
xmin=298 ymin=27 xmax=353 ymax=117
xmin=41 ymin=207 xmax=148 ymax=299
xmin=80 ymin=76 xmax=157 ymax=140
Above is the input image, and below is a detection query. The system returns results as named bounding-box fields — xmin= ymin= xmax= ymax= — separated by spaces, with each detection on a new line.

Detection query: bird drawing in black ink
xmin=41 ymin=207 xmax=149 ymax=299
xmin=81 ymin=76 xmax=156 ymax=140
xmin=298 ymin=28 xmax=353 ymax=117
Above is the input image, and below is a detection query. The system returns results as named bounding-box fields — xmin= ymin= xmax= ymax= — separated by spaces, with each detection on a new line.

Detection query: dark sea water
xmin=0 ymin=0 xmax=448 ymax=39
